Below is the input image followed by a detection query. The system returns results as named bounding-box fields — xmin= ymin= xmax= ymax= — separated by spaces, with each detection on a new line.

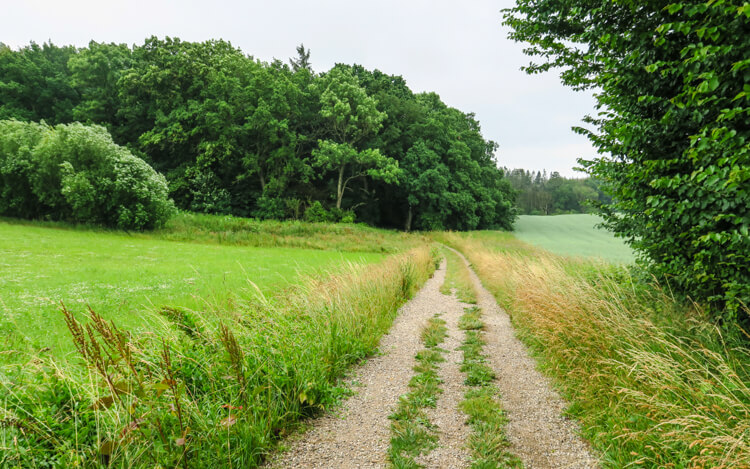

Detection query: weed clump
xmin=159 ymin=306 xmax=204 ymax=340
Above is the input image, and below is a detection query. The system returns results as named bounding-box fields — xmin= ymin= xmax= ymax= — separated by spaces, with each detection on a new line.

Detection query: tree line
xmin=503 ymin=168 xmax=610 ymax=215
xmin=0 ymin=38 xmax=515 ymax=231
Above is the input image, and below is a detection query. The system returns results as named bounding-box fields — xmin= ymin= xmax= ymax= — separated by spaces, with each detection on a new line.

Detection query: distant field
xmin=513 ymin=214 xmax=634 ymax=264
xmin=0 ymin=221 xmax=384 ymax=361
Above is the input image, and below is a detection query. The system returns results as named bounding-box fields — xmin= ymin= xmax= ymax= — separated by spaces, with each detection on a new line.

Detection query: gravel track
xmin=267 ymin=260 xmax=454 ymax=468
xmin=451 ymin=248 xmax=599 ymax=469
xmin=269 ymin=252 xmax=599 ymax=468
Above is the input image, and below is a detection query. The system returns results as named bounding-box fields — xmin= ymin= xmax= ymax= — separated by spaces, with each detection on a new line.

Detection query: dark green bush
xmin=252 ymin=195 xmax=286 ymax=220
xmin=0 ymin=120 xmax=175 ymax=230
xmin=303 ymin=200 xmax=331 ymax=222
xmin=0 ymin=120 xmax=47 ymax=218
xmin=328 ymin=207 xmax=355 ymax=224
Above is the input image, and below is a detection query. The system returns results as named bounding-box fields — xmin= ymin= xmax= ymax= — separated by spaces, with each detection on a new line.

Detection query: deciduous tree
xmin=312 ymin=66 xmax=399 ymax=209
xmin=504 ymin=0 xmax=750 ymax=319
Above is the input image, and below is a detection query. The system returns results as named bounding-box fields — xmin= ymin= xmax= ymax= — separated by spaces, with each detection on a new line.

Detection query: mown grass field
xmin=513 ymin=214 xmax=634 ymax=263
xmin=0 ymin=220 xmax=386 ymax=363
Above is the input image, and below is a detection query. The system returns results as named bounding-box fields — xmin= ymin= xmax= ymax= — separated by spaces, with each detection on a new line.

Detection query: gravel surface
xmin=452 ymin=248 xmax=599 ymax=469
xmin=267 ymin=260 xmax=458 ymax=469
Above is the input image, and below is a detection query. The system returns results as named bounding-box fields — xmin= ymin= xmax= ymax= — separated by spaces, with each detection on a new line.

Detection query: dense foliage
xmin=0 ymin=120 xmax=175 ymax=229
xmin=0 ymin=38 xmax=515 ymax=231
xmin=504 ymin=168 xmax=610 ymax=215
xmin=504 ymin=1 xmax=750 ymax=319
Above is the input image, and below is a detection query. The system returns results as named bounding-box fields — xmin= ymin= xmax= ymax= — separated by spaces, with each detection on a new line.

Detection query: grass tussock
xmin=421 ymin=316 xmax=448 ymax=349
xmin=0 ymin=246 xmax=436 ymax=468
xmin=389 ymin=315 xmax=447 ymax=468
xmin=458 ymin=306 xmax=484 ymax=332
xmin=445 ymin=232 xmax=750 ymax=468
xmin=439 ymin=248 xmax=478 ymax=303
xmin=457 ymin=306 xmax=520 ymax=468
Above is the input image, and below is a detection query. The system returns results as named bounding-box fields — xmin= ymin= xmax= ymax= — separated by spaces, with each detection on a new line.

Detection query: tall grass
xmin=443 ymin=232 xmax=750 ymax=468
xmin=0 ymin=211 xmax=426 ymax=253
xmin=156 ymin=212 xmax=426 ymax=253
xmin=0 ymin=246 xmax=436 ymax=467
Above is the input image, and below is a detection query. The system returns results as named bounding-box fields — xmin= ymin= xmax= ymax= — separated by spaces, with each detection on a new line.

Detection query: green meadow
xmin=512 ymin=214 xmax=634 ymax=263
xmin=0 ymin=220 xmax=384 ymax=362
xmin=1 ymin=214 xmax=434 ymax=467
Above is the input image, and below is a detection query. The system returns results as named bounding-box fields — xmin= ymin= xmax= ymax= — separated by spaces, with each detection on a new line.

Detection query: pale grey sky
xmin=2 ymin=0 xmax=597 ymax=177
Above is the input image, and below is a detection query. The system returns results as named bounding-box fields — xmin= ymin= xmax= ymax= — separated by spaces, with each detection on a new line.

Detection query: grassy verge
xmin=444 ymin=231 xmax=750 ymax=467
xmin=458 ymin=305 xmax=520 ymax=468
xmin=0 ymin=246 xmax=437 ymax=468
xmin=439 ymin=248 xmax=477 ymax=304
xmin=388 ymin=315 xmax=448 ymax=468
xmin=156 ymin=212 xmax=426 ymax=253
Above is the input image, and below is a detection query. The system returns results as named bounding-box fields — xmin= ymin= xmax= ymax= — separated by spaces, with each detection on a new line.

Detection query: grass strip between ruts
xmin=388 ymin=314 xmax=448 ymax=468
xmin=439 ymin=248 xmax=478 ymax=304
xmin=458 ymin=306 xmax=522 ymax=468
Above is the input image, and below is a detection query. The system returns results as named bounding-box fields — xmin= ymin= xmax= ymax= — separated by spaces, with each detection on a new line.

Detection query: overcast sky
xmin=3 ymin=0 xmax=598 ymax=177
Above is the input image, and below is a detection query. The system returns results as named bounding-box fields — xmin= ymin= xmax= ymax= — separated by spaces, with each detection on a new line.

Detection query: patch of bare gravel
xmin=415 ymin=292 xmax=472 ymax=469
xmin=451 ymin=248 xmax=599 ymax=469
xmin=267 ymin=260 xmax=455 ymax=469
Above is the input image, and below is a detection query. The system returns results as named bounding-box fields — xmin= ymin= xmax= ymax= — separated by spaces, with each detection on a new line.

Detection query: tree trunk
xmin=336 ymin=165 xmax=345 ymax=209
xmin=259 ymin=168 xmax=266 ymax=192
xmin=404 ymin=205 xmax=413 ymax=232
